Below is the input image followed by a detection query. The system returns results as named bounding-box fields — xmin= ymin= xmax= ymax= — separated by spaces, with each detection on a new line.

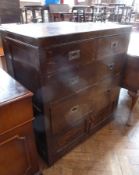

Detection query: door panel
xmin=0 ymin=135 xmax=31 ymax=175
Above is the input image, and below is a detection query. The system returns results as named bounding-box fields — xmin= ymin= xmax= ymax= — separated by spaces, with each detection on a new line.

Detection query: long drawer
xmin=42 ymin=58 xmax=122 ymax=103
xmin=50 ymin=75 xmax=120 ymax=135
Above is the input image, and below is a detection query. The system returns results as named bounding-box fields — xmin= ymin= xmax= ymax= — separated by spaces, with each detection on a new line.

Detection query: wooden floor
xmin=41 ymin=88 xmax=139 ymax=175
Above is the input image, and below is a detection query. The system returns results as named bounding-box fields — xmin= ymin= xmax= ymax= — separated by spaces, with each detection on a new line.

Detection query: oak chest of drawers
xmin=0 ymin=69 xmax=40 ymax=174
xmin=1 ymin=22 xmax=131 ymax=165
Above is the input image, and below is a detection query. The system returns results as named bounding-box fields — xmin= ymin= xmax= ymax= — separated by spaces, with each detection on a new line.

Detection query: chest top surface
xmin=0 ymin=22 xmax=131 ymax=39
xmin=0 ymin=69 xmax=32 ymax=106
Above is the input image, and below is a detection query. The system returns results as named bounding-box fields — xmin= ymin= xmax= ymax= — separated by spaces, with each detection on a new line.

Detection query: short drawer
xmin=0 ymin=98 xmax=33 ymax=134
xmin=92 ymin=76 xmax=120 ymax=114
xmin=96 ymin=34 xmax=129 ymax=59
xmin=95 ymin=54 xmax=126 ymax=78
xmin=44 ymin=39 xmax=96 ymax=74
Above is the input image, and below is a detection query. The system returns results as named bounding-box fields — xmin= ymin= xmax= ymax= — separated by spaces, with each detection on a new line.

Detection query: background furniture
xmin=0 ymin=69 xmax=41 ymax=175
xmin=72 ymin=5 xmax=92 ymax=22
xmin=48 ymin=4 xmax=71 ymax=21
xmin=24 ymin=5 xmax=45 ymax=23
xmin=0 ymin=0 xmax=22 ymax=24
xmin=1 ymin=22 xmax=131 ymax=165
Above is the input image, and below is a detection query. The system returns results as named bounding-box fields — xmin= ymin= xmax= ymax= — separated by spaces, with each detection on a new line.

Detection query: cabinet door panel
xmin=0 ymin=135 xmax=32 ymax=175
xmin=93 ymin=76 xmax=120 ymax=114
xmin=52 ymin=119 xmax=87 ymax=152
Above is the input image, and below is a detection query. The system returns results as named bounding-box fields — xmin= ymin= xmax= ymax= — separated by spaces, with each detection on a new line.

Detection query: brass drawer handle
xmin=111 ymin=41 xmax=119 ymax=49
xmin=70 ymin=77 xmax=79 ymax=85
xmin=107 ymin=89 xmax=111 ymax=93
xmin=71 ymin=105 xmax=79 ymax=113
xmin=108 ymin=63 xmax=114 ymax=70
xmin=68 ymin=50 xmax=80 ymax=61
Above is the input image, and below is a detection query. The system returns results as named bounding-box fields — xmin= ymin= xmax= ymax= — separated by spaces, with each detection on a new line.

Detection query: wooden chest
xmin=1 ymin=22 xmax=131 ymax=165
xmin=0 ymin=69 xmax=40 ymax=175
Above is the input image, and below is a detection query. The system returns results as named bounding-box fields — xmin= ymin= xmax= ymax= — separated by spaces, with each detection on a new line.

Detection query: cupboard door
xmin=0 ymin=135 xmax=32 ymax=175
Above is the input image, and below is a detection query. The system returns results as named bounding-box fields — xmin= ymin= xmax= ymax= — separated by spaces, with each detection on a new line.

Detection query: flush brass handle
xmin=68 ymin=50 xmax=80 ymax=61
xmin=71 ymin=105 xmax=79 ymax=113
xmin=111 ymin=41 xmax=118 ymax=49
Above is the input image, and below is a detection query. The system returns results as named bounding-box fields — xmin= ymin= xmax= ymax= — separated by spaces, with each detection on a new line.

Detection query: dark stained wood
xmin=122 ymin=54 xmax=139 ymax=124
xmin=0 ymin=69 xmax=40 ymax=175
xmin=122 ymin=55 xmax=139 ymax=92
xmin=1 ymin=22 xmax=131 ymax=165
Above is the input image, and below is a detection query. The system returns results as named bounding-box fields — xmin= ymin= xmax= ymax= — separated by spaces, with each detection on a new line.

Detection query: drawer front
xmin=96 ymin=34 xmax=129 ymax=59
xmin=95 ymin=54 xmax=126 ymax=79
xmin=0 ymin=98 xmax=33 ymax=134
xmin=43 ymin=63 xmax=109 ymax=103
xmin=92 ymin=76 xmax=120 ymax=114
xmin=50 ymin=75 xmax=119 ymax=135
xmin=42 ymin=60 xmax=122 ymax=103
xmin=44 ymin=39 xmax=96 ymax=74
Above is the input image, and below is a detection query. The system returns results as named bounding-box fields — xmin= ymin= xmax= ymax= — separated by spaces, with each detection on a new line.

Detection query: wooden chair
xmin=72 ymin=5 xmax=92 ymax=22
xmin=119 ymin=6 xmax=133 ymax=24
xmin=48 ymin=4 xmax=71 ymax=22
xmin=24 ymin=5 xmax=45 ymax=23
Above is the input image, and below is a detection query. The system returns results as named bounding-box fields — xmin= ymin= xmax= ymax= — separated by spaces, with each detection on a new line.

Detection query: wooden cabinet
xmin=0 ymin=69 xmax=40 ymax=175
xmin=1 ymin=22 xmax=131 ymax=165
